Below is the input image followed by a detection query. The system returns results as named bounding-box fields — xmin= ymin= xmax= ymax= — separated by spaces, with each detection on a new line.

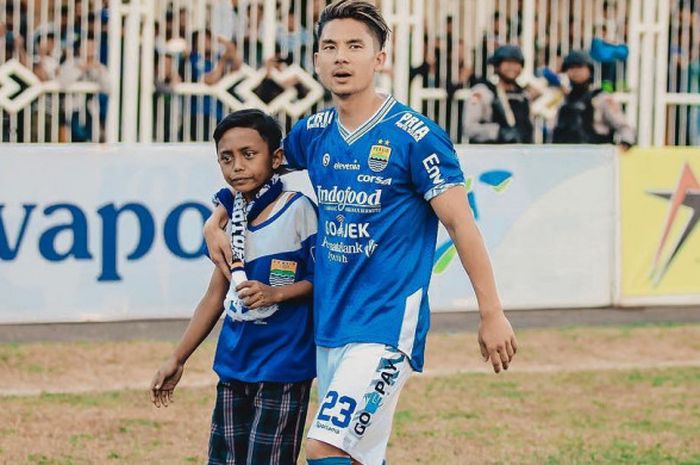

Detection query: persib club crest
xmin=368 ymin=140 xmax=391 ymax=172
xmin=269 ymin=259 xmax=297 ymax=287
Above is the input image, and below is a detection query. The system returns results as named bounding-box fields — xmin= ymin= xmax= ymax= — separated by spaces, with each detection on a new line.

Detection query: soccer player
xmin=205 ymin=2 xmax=518 ymax=464
xmin=151 ymin=109 xmax=318 ymax=465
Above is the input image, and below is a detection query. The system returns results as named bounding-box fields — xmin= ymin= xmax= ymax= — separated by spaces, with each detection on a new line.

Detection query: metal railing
xmin=0 ymin=0 xmax=697 ymax=146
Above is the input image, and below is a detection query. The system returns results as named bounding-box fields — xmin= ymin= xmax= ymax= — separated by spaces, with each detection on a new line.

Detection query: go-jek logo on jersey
xmin=316 ymin=185 xmax=382 ymax=213
xmin=325 ymin=216 xmax=370 ymax=239
xmin=433 ymin=170 xmax=513 ymax=274
xmin=322 ymin=216 xmax=378 ymax=263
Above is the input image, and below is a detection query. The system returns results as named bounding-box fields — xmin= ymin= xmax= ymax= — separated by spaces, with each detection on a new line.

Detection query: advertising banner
xmin=1 ymin=144 xmax=616 ymax=323
xmin=433 ymin=145 xmax=616 ymax=311
xmin=619 ymin=148 xmax=700 ymax=305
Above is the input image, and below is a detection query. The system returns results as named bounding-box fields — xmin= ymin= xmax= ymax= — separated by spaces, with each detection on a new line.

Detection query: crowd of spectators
xmin=2 ymin=1 xmax=109 ymax=141
xmin=1 ymin=0 xmax=698 ymax=145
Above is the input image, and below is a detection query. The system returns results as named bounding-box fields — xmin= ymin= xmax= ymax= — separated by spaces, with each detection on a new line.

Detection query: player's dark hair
xmin=316 ymin=0 xmax=391 ymax=50
xmin=213 ymin=109 xmax=283 ymax=156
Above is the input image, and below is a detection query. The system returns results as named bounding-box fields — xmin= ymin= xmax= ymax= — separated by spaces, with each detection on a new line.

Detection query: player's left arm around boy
xmin=430 ymin=185 xmax=518 ymax=374
xmin=236 ymin=279 xmax=313 ymax=309
xmin=150 ymin=268 xmax=228 ymax=408
xmin=203 ymin=205 xmax=233 ymax=280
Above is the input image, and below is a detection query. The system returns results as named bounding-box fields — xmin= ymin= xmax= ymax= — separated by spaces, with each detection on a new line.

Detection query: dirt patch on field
xmin=1 ymin=324 xmax=700 ymax=464
xmin=1 ymin=324 xmax=699 ymax=396
xmin=1 ymin=365 xmax=699 ymax=464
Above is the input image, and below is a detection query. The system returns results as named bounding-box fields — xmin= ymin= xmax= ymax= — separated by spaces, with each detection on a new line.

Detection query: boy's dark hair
xmin=316 ymin=0 xmax=391 ymax=50
xmin=213 ymin=109 xmax=283 ymax=155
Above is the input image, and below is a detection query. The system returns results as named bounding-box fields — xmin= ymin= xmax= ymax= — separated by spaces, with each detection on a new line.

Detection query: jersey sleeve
xmin=282 ymin=119 xmax=310 ymax=170
xmin=294 ymin=195 xmax=318 ymax=285
xmin=211 ymin=187 xmax=234 ymax=217
xmin=409 ymin=123 xmax=465 ymax=201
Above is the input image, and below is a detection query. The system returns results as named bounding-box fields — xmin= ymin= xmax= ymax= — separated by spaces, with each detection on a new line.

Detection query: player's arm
xmin=237 ymin=279 xmax=313 ymax=309
xmin=430 ymin=185 xmax=518 ymax=374
xmin=150 ymin=267 xmax=227 ymax=407
xmin=203 ymin=204 xmax=233 ymax=280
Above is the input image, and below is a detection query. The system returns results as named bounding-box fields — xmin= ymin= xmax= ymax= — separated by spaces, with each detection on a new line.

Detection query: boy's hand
xmin=237 ymin=280 xmax=282 ymax=309
xmin=150 ymin=355 xmax=184 ymax=408
xmin=478 ymin=312 xmax=517 ymax=374
xmin=203 ymin=222 xmax=233 ymax=280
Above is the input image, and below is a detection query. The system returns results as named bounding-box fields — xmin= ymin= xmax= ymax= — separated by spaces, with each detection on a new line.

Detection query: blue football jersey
xmin=211 ymin=188 xmax=317 ymax=383
xmin=284 ymin=96 xmax=465 ymax=371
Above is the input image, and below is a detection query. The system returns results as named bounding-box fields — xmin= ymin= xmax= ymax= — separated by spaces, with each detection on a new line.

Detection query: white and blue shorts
xmin=307 ymin=343 xmax=413 ymax=465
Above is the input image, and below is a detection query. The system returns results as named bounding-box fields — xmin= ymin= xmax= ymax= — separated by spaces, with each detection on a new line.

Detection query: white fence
xmin=0 ymin=0 xmax=698 ymax=145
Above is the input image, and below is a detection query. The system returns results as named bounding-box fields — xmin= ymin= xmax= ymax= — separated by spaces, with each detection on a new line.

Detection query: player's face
xmin=216 ymin=127 xmax=282 ymax=200
xmin=496 ymin=60 xmax=523 ymax=82
xmin=314 ymin=18 xmax=386 ymax=98
xmin=567 ymin=64 xmax=591 ymax=84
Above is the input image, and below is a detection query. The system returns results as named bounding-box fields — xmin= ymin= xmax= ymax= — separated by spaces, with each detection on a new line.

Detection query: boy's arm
xmin=203 ymin=204 xmax=233 ymax=280
xmin=237 ymin=279 xmax=312 ymax=309
xmin=150 ymin=268 xmax=227 ymax=407
xmin=429 ymin=185 xmax=518 ymax=374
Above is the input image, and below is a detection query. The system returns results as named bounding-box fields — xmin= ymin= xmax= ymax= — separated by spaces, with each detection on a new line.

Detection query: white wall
xmin=0 ymin=144 xmax=616 ymax=323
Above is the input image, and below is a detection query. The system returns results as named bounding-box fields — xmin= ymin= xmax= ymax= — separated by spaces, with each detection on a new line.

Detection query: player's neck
xmin=334 ymin=88 xmax=386 ymax=133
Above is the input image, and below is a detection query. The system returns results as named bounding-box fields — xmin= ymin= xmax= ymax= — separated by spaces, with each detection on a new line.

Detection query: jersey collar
xmin=336 ymin=95 xmax=396 ymax=145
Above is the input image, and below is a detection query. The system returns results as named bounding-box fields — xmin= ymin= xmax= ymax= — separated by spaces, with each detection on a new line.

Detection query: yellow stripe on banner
xmin=620 ymin=147 xmax=700 ymax=297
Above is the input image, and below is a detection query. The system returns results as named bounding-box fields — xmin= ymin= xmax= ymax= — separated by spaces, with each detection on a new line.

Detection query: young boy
xmin=150 ymin=109 xmax=318 ymax=465
xmin=207 ymin=2 xmax=518 ymax=464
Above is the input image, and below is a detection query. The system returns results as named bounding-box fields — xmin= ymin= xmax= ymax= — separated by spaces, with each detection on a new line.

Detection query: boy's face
xmin=314 ymin=18 xmax=386 ymax=98
xmin=217 ymin=127 xmax=282 ymax=200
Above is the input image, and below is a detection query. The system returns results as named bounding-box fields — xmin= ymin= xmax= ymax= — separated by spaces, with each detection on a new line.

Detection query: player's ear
xmin=374 ymin=48 xmax=386 ymax=70
xmin=271 ymin=147 xmax=284 ymax=171
xmin=313 ymin=51 xmax=320 ymax=75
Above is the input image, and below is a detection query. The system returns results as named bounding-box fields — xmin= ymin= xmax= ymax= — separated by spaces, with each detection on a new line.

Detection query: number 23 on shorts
xmin=317 ymin=390 xmax=357 ymax=428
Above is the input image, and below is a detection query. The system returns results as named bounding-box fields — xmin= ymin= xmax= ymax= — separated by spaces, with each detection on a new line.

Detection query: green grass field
xmin=2 ymin=323 xmax=700 ymax=465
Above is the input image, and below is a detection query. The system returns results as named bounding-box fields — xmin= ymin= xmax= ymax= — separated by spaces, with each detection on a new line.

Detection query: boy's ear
xmin=272 ymin=147 xmax=284 ymax=170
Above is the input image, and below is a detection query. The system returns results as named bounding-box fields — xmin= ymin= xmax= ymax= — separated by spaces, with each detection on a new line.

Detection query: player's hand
xmin=203 ymin=222 xmax=232 ymax=280
xmin=236 ymin=280 xmax=282 ymax=309
xmin=478 ymin=312 xmax=517 ymax=373
xmin=150 ymin=355 xmax=184 ymax=408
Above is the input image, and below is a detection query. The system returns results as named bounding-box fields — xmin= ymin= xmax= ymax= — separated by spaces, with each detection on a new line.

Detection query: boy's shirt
xmin=211 ymin=188 xmax=317 ymax=383
xmin=283 ymin=96 xmax=465 ymax=372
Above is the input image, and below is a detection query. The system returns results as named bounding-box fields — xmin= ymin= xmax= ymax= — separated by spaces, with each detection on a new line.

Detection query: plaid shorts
xmin=208 ymin=379 xmax=312 ymax=465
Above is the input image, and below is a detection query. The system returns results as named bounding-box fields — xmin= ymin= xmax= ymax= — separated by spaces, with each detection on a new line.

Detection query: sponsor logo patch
xmin=333 ymin=160 xmax=361 ymax=171
xmin=325 ymin=216 xmax=370 ymax=239
xmin=422 ymin=153 xmax=445 ymax=185
xmin=357 ymin=174 xmax=393 ymax=185
xmin=306 ymin=110 xmax=334 ymax=129
xmin=316 ymin=185 xmax=382 ymax=213
xmin=396 ymin=113 xmax=430 ymax=141
xmin=368 ymin=141 xmax=392 ymax=172
xmin=269 ymin=259 xmax=297 ymax=287
xmin=351 ymin=350 xmax=406 ymax=437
